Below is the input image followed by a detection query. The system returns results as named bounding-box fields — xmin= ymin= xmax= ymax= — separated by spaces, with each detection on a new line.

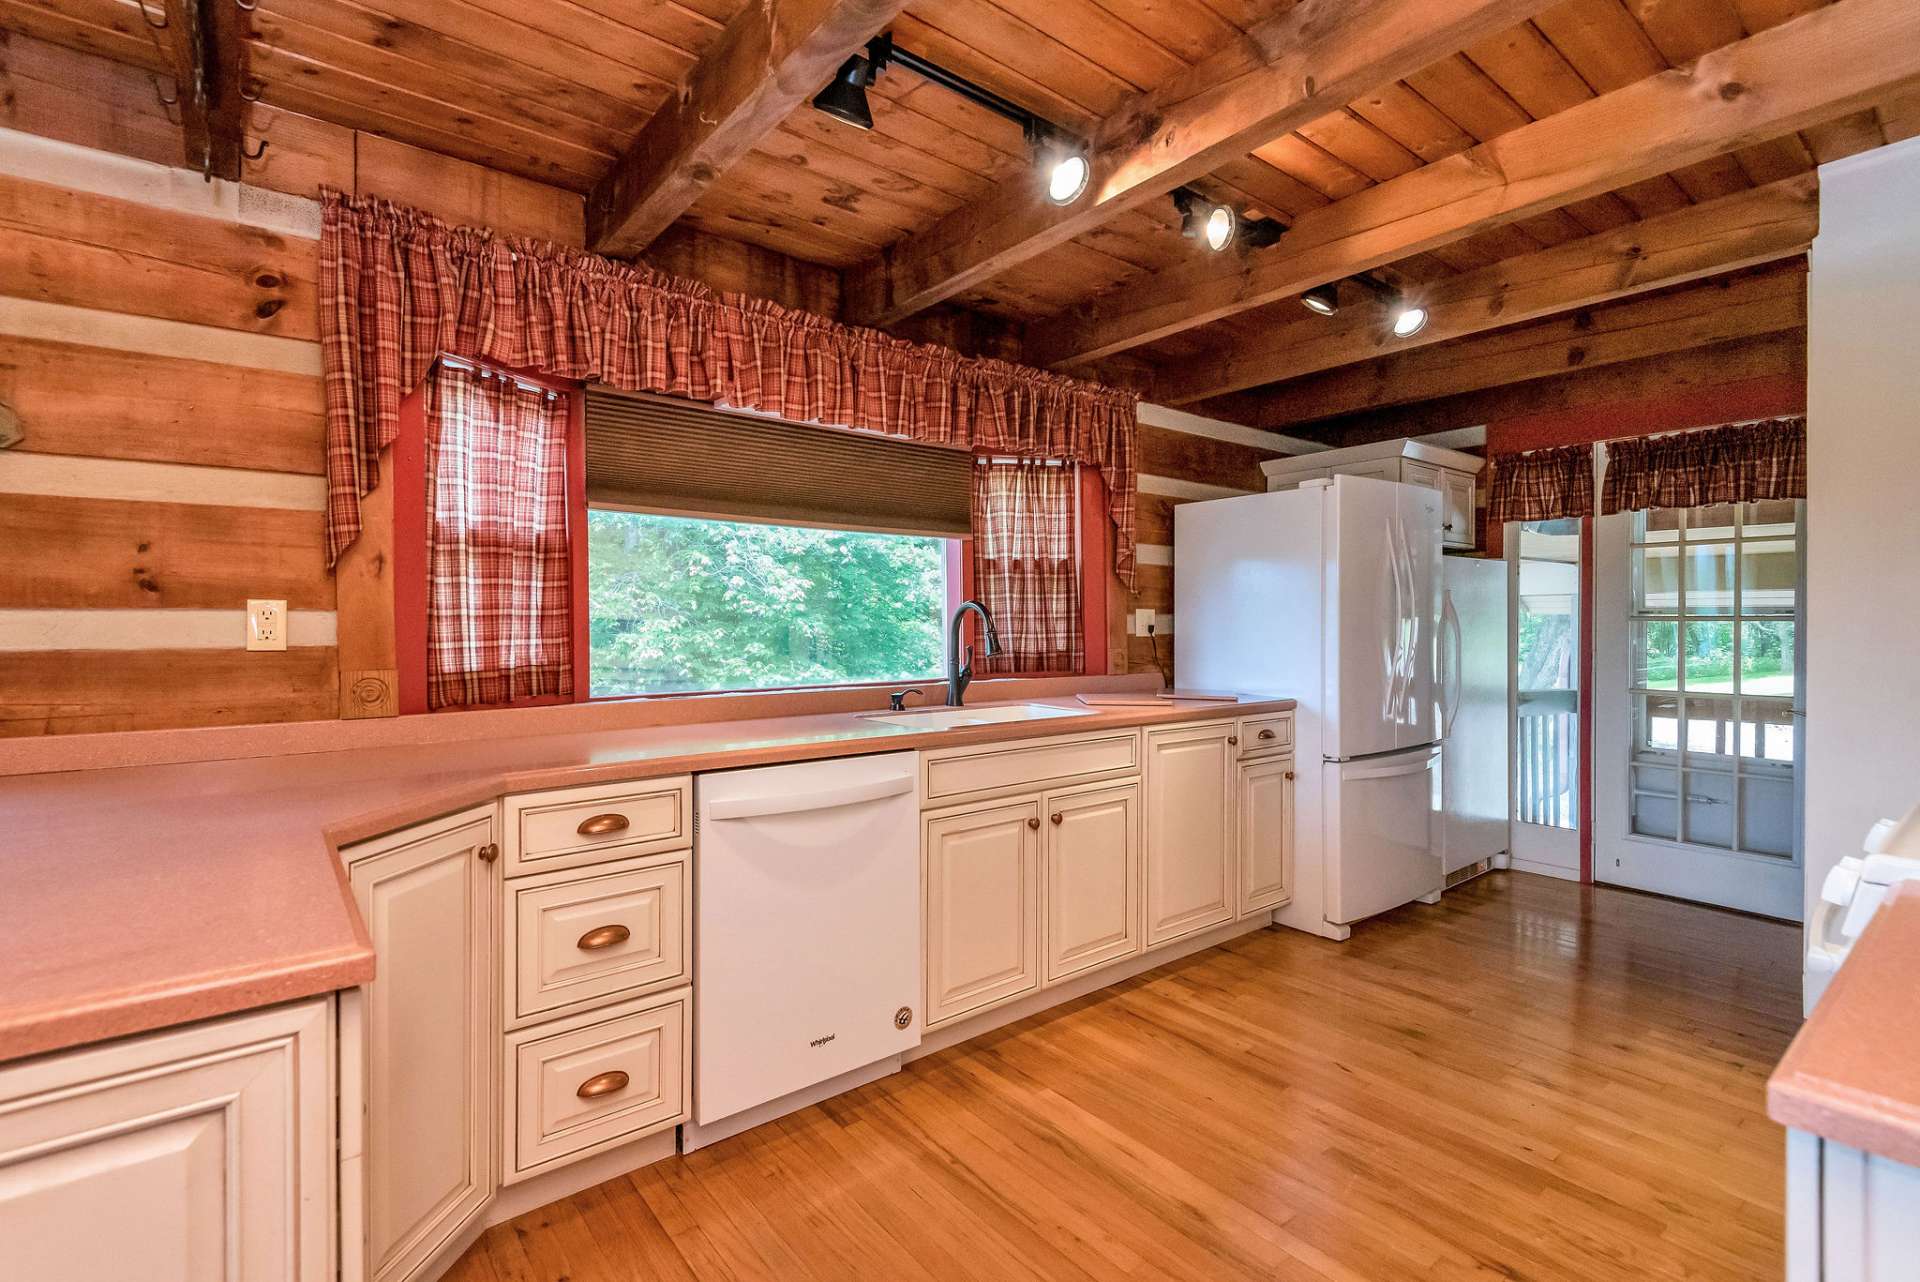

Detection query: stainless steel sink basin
xmin=861 ymin=702 xmax=1093 ymax=730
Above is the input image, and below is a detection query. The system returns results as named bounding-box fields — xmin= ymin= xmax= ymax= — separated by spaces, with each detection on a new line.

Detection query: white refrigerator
xmin=1175 ymin=475 xmax=1444 ymax=940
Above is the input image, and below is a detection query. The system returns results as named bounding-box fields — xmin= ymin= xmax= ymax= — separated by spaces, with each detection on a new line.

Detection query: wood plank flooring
xmin=446 ymin=873 xmax=1802 ymax=1282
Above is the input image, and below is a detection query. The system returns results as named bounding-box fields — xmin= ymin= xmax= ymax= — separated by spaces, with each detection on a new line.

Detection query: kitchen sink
xmin=862 ymin=702 xmax=1094 ymax=730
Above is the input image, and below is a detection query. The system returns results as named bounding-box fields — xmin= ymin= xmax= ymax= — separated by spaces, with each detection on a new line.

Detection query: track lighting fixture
xmin=1389 ymin=299 xmax=1429 ymax=338
xmin=1174 ymin=188 xmax=1238 ymax=251
xmin=813 ymin=36 xmax=1091 ymax=205
xmin=1300 ymin=281 xmax=1339 ymax=316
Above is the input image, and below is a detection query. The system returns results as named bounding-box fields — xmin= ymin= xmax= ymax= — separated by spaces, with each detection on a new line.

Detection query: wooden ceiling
xmin=5 ymin=0 xmax=1919 ymax=430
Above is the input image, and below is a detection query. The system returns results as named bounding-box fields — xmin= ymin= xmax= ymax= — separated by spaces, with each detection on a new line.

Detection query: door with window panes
xmin=1593 ymin=498 xmax=1804 ymax=919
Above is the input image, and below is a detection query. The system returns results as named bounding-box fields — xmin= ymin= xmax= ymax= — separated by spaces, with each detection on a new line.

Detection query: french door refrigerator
xmin=1175 ymin=475 xmax=1444 ymax=940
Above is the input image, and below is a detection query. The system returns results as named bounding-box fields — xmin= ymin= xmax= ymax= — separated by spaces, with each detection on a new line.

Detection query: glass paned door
xmin=1594 ymin=497 xmax=1804 ymax=919
xmin=1509 ymin=519 xmax=1582 ymax=878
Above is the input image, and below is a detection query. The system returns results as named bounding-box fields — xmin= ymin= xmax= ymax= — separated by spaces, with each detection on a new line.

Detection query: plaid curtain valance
xmin=1601 ymin=417 xmax=1807 ymax=514
xmin=1486 ymin=442 xmax=1596 ymax=524
xmin=971 ymin=460 xmax=1083 ymax=675
xmin=319 ymin=193 xmax=1139 ymax=586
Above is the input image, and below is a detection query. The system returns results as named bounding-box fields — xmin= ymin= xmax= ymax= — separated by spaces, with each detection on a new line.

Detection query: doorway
xmin=1508 ymin=519 xmax=1582 ymax=879
xmin=1592 ymin=500 xmax=1805 ymax=919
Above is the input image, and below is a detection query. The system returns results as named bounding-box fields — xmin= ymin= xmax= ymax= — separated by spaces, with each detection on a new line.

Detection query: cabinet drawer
xmin=1239 ymin=712 xmax=1293 ymax=756
xmin=922 ymin=729 xmax=1140 ymax=806
xmin=502 ymin=777 xmax=691 ymax=876
xmin=503 ymin=990 xmax=689 ymax=1183
xmin=505 ymin=855 xmax=690 ymax=1028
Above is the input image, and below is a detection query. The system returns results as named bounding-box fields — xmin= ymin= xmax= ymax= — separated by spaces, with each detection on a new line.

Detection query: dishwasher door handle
xmin=705 ymin=773 xmax=915 ymax=821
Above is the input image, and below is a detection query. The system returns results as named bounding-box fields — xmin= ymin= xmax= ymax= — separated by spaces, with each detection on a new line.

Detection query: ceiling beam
xmin=587 ymin=0 xmax=908 ymax=258
xmin=1156 ymin=173 xmax=1818 ymax=405
xmin=160 ymin=0 xmax=248 ymax=181
xmin=1195 ymin=259 xmax=1807 ymax=429
xmin=839 ymin=0 xmax=1557 ymax=328
xmin=1031 ymin=0 xmax=1920 ymax=368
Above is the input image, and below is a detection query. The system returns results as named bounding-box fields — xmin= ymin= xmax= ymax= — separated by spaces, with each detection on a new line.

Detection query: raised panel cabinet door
xmin=347 ymin=808 xmax=497 ymax=1282
xmin=1144 ymin=724 xmax=1236 ymax=947
xmin=924 ymin=800 xmax=1042 ymax=1027
xmin=0 ymin=999 xmax=332 ymax=1282
xmin=1238 ymin=756 xmax=1295 ymax=917
xmin=1441 ymin=470 xmax=1477 ymax=548
xmin=1044 ymin=783 xmax=1142 ymax=983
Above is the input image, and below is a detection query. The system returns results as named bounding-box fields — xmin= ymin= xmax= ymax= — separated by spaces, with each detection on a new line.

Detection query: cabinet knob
xmin=1258 ymin=729 xmax=1276 ymax=741
xmin=1050 ymin=813 xmax=1063 ymax=825
xmin=577 ymin=812 xmax=630 ymax=837
xmin=1026 ymin=816 xmax=1040 ymax=830
xmin=576 ymin=924 xmax=631 ymax=951
xmin=1227 ymin=735 xmax=1238 ymax=746
xmin=1285 ymin=770 xmax=1296 ymax=780
xmin=476 ymin=842 xmax=499 ymax=864
xmin=576 ymin=1070 xmax=629 ymax=1100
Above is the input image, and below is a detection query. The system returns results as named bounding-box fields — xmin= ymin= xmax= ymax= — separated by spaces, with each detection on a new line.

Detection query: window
xmin=1513 ymin=519 xmax=1581 ymax=830
xmin=587 ymin=511 xmax=951 ymax=696
xmin=1626 ymin=500 xmax=1802 ymax=856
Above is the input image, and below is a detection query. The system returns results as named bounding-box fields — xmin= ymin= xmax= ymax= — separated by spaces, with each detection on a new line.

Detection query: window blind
xmin=585 ymin=388 xmax=973 ymax=537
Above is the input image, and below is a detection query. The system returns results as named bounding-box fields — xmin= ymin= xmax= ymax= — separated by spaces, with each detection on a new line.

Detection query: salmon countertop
xmin=0 ymin=687 xmax=1292 ymax=1064
xmin=1768 ymin=881 xmax=1920 ymax=1166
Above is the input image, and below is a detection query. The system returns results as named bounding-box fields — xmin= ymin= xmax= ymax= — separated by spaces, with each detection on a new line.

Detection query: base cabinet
xmin=1144 ymin=723 xmax=1237 ymax=946
xmin=0 ymin=999 xmax=333 ymax=1282
xmin=1237 ymin=756 xmax=1295 ymax=916
xmin=346 ymin=807 xmax=498 ymax=1282
xmin=1787 ymin=1129 xmax=1920 ymax=1281
xmin=924 ymin=800 xmax=1044 ymax=1027
xmin=1044 ymin=782 xmax=1143 ymax=983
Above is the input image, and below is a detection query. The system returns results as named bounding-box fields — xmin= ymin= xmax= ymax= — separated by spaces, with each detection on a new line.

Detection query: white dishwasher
xmin=692 ymin=751 xmax=922 ymax=1137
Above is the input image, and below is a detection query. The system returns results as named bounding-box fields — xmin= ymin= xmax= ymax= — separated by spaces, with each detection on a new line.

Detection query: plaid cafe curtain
xmin=971 ymin=460 xmax=1083 ymax=674
xmin=1601 ymin=417 xmax=1807 ymax=514
xmin=425 ymin=362 xmax=573 ymax=709
xmin=318 ymin=193 xmax=1139 ymax=587
xmin=1485 ymin=443 xmax=1596 ymax=523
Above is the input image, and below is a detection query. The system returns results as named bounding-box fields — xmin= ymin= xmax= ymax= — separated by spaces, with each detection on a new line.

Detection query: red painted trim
xmin=1487 ymin=374 xmax=1805 ymax=456
xmin=1078 ymin=465 xmax=1111 ymax=676
xmin=1578 ymin=515 xmax=1596 ymax=885
xmin=393 ymin=382 xmax=429 ymax=717
xmin=565 ymin=388 xmax=589 ymax=703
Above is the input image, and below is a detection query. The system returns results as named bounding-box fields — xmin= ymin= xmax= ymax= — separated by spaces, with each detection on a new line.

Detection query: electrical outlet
xmin=1134 ymin=608 xmax=1155 ymax=635
xmin=247 ymin=599 xmax=288 ymax=651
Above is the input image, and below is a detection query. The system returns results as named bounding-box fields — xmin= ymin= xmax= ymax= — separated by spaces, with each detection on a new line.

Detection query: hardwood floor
xmin=446 ymin=873 xmax=1802 ymax=1282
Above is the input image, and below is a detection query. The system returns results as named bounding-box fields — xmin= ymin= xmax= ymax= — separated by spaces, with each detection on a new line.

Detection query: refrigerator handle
xmin=1441 ymin=591 xmax=1464 ymax=736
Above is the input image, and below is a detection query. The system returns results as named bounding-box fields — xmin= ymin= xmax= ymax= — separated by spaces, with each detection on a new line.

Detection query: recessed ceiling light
xmin=1301 ymin=282 xmax=1339 ymax=316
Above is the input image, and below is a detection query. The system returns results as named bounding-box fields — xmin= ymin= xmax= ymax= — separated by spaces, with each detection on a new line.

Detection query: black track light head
xmin=812 ymin=55 xmax=875 ymax=129
xmin=1301 ymin=281 xmax=1339 ymax=316
xmin=1240 ymin=218 xmax=1285 ymax=250
xmin=1172 ymin=188 xmax=1237 ymax=251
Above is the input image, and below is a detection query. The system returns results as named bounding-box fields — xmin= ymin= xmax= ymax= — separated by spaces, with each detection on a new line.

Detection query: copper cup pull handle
xmin=576 ymin=1070 xmax=629 ymax=1100
xmin=1258 ymin=729 xmax=1276 ymax=741
xmin=577 ymin=813 xmax=630 ymax=837
xmin=576 ymin=924 xmax=631 ymax=951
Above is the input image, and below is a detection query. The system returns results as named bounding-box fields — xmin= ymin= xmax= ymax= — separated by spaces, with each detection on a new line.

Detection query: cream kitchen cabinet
xmin=345 ymin=806 xmax=499 ymax=1282
xmin=0 ymin=998 xmax=333 ymax=1282
xmin=1044 ymin=781 xmax=1143 ymax=983
xmin=1143 ymin=721 xmax=1238 ymax=947
xmin=1237 ymin=755 xmax=1295 ymax=917
xmin=1263 ymin=438 xmax=1483 ymax=550
xmin=923 ymin=798 xmax=1044 ymax=1028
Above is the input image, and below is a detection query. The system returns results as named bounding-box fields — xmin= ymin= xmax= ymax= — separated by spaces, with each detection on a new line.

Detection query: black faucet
xmin=946 ymin=600 xmax=1000 ymax=707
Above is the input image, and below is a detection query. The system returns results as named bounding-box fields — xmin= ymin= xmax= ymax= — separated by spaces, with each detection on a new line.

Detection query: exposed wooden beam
xmin=1157 ymin=174 xmax=1818 ymax=405
xmin=587 ymin=0 xmax=908 ymax=257
xmin=159 ymin=0 xmax=247 ymax=181
xmin=1032 ymin=0 xmax=1920 ymax=368
xmin=840 ymin=0 xmax=1554 ymax=328
xmin=1195 ymin=260 xmax=1807 ymax=429
xmin=1274 ymin=330 xmax=1808 ymax=448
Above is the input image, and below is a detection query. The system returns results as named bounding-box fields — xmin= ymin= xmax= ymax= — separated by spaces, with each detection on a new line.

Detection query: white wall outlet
xmin=1134 ymin=608 xmax=1156 ymax=635
xmin=247 ymin=599 xmax=288 ymax=651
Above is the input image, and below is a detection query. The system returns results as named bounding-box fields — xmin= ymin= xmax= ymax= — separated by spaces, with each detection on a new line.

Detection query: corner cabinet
xmin=0 ymin=999 xmax=333 ymax=1282
xmin=1143 ymin=722 xmax=1237 ymax=946
xmin=345 ymin=806 xmax=498 ymax=1282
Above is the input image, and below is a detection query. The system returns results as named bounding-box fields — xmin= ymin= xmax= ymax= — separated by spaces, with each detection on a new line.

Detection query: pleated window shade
xmin=585 ymin=388 xmax=973 ymax=537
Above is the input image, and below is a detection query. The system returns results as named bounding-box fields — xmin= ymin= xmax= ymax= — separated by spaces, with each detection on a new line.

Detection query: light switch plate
xmin=247 ymin=599 xmax=288 ymax=651
xmin=1134 ymin=608 xmax=1156 ymax=635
